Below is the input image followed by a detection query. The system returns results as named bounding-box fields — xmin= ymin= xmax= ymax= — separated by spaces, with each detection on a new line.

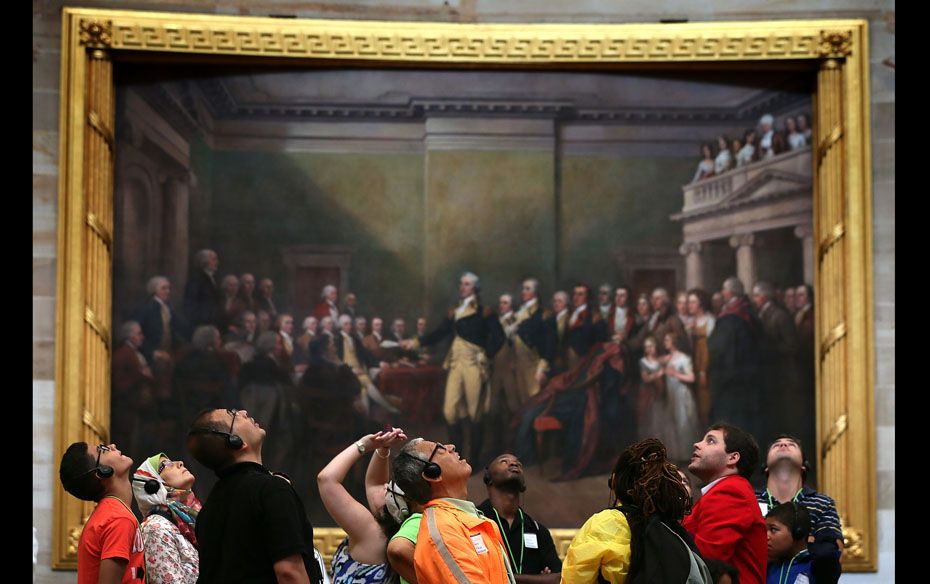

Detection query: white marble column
xmin=729 ymin=233 xmax=757 ymax=292
xmin=679 ymin=241 xmax=704 ymax=290
xmin=794 ymin=224 xmax=814 ymax=286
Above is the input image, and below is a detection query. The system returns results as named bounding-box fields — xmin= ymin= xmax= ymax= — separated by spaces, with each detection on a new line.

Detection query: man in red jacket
xmin=683 ymin=423 xmax=767 ymax=584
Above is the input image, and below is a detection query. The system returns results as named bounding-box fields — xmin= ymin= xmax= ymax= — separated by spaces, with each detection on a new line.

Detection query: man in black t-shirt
xmin=477 ymin=453 xmax=561 ymax=583
xmin=187 ymin=407 xmax=323 ymax=584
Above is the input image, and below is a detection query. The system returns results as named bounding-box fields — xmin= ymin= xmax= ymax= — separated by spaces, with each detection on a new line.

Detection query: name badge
xmin=758 ymin=502 xmax=769 ymax=517
xmin=470 ymin=534 xmax=489 ymax=554
xmin=523 ymin=533 xmax=539 ymax=549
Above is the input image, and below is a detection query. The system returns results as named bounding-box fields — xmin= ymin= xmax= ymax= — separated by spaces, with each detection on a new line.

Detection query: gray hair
xmin=221 ymin=274 xmax=239 ymax=288
xmin=723 ymin=276 xmax=745 ymax=296
xmin=302 ymin=316 xmax=318 ymax=331
xmin=759 ymin=113 xmax=774 ymax=126
xmin=255 ymin=331 xmax=279 ymax=355
xmin=194 ymin=249 xmax=216 ymax=269
xmin=652 ymin=287 xmax=670 ymax=302
xmin=554 ymin=291 xmax=569 ymax=304
xmin=461 ymin=271 xmax=480 ymax=291
xmin=191 ymin=325 xmax=220 ymax=351
xmin=752 ymin=281 xmax=774 ymax=300
xmin=146 ymin=275 xmax=169 ymax=295
xmin=499 ymin=293 xmax=513 ymax=304
xmin=522 ymin=278 xmax=540 ymax=294
xmin=321 ymin=285 xmax=337 ymax=300
xmin=117 ymin=320 xmax=141 ymax=344
xmin=391 ymin=438 xmax=433 ymax=504
xmin=599 ymin=283 xmax=613 ymax=294
xmin=338 ymin=314 xmax=352 ymax=327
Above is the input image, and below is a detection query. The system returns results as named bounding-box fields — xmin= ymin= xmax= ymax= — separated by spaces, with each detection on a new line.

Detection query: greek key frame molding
xmin=54 ymin=8 xmax=875 ymax=571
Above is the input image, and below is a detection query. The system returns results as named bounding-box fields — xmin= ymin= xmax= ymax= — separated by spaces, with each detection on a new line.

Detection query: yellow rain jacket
xmin=561 ymin=508 xmax=633 ymax=584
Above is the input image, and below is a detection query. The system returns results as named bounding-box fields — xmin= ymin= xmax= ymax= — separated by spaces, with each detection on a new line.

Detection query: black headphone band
xmin=791 ymin=502 xmax=804 ymax=540
xmin=188 ymin=428 xmax=243 ymax=449
xmin=397 ymin=451 xmax=441 ymax=479
xmin=63 ymin=463 xmax=113 ymax=490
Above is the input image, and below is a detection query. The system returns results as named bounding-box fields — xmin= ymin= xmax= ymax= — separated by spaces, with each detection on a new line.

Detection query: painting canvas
xmin=109 ymin=63 xmax=816 ymax=528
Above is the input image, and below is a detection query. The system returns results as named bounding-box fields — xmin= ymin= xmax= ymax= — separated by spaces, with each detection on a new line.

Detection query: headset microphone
xmin=132 ymin=476 xmax=162 ymax=495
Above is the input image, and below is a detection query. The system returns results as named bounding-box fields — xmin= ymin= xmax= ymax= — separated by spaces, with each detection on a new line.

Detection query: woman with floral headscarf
xmin=132 ymin=453 xmax=202 ymax=584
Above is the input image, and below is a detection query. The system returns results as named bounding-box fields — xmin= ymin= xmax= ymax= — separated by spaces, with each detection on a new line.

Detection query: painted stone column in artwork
xmin=729 ymin=233 xmax=756 ymax=292
xmin=161 ymin=172 xmax=192 ymax=291
xmin=794 ymin=224 xmax=814 ymax=286
xmin=679 ymin=241 xmax=703 ymax=290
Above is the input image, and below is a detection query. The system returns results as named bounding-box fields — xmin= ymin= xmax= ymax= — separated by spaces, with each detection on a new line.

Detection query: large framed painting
xmin=53 ymin=8 xmax=875 ymax=572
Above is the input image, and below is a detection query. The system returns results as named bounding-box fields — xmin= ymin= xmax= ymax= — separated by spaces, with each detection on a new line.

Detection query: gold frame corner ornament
xmin=818 ymin=30 xmax=854 ymax=58
xmin=53 ymin=8 xmax=877 ymax=572
xmin=78 ymin=19 xmax=113 ymax=49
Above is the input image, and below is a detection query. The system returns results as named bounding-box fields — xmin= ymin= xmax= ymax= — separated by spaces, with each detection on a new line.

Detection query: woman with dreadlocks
xmin=561 ymin=438 xmax=712 ymax=584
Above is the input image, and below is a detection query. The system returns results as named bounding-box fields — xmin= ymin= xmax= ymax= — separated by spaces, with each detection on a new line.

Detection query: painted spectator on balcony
xmin=714 ymin=134 xmax=733 ymax=174
xmin=736 ymin=129 xmax=758 ymax=167
xmin=692 ymin=142 xmax=716 ymax=183
xmin=785 ymin=116 xmax=807 ymax=150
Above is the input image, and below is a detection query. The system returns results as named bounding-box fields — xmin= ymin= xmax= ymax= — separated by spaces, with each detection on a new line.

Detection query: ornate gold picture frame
xmin=53 ymin=7 xmax=874 ymax=571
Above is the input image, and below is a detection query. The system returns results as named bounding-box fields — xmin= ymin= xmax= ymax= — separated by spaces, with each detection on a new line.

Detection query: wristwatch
xmin=356 ymin=440 xmax=367 ymax=454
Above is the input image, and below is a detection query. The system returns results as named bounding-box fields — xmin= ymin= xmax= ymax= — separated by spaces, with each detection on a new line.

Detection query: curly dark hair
xmin=610 ymin=438 xmax=691 ymax=522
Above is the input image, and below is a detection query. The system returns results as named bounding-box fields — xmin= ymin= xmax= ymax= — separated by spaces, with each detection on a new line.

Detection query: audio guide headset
xmin=188 ymin=408 xmax=244 ymax=449
xmin=788 ymin=502 xmax=805 ymax=540
xmin=398 ymin=442 xmax=445 ymax=480
xmin=62 ymin=444 xmax=113 ymax=491
xmin=131 ymin=476 xmax=162 ymax=495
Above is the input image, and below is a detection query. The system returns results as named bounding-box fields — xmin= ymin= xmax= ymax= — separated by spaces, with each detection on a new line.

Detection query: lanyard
xmin=777 ymin=550 xmax=805 ymax=584
xmin=492 ymin=507 xmax=524 ymax=574
xmin=766 ymin=487 xmax=803 ymax=508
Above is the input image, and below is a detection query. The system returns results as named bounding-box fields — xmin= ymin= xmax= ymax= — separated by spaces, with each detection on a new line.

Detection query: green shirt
xmin=390 ymin=513 xmax=422 ymax=584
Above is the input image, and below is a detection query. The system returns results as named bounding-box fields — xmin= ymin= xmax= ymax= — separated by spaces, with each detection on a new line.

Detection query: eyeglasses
xmin=227 ymin=409 xmax=238 ymax=436
xmin=64 ymin=444 xmax=110 ymax=488
xmin=158 ymin=459 xmax=180 ymax=474
xmin=427 ymin=442 xmax=447 ymax=464
xmin=95 ymin=443 xmax=111 ymax=466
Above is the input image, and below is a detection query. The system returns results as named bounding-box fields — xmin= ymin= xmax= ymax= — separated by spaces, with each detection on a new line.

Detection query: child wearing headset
xmin=59 ymin=442 xmax=146 ymax=584
xmin=765 ymin=503 xmax=815 ymax=584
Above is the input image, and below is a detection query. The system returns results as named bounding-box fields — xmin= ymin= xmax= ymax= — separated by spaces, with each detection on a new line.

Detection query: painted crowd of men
xmin=113 ymin=247 xmax=817 ymax=489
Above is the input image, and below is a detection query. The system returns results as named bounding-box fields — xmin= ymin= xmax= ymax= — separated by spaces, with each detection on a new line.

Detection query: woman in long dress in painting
xmin=660 ymin=332 xmax=700 ymax=463
xmin=638 ymin=336 xmax=670 ymax=445
xmin=687 ymin=289 xmax=715 ymax=427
